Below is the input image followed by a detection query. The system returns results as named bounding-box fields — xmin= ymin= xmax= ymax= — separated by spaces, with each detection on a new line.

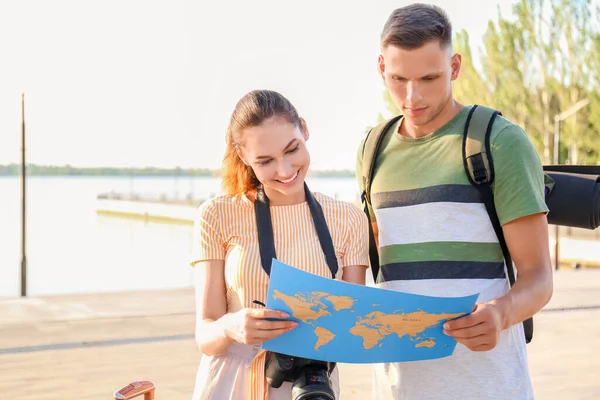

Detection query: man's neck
xmin=401 ymin=99 xmax=463 ymax=139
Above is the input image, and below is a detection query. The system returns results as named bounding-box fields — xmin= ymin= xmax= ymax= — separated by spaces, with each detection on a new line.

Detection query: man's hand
xmin=443 ymin=302 xmax=504 ymax=351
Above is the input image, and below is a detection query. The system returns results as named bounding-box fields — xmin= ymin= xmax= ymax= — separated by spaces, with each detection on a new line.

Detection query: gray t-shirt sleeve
xmin=490 ymin=123 xmax=549 ymax=226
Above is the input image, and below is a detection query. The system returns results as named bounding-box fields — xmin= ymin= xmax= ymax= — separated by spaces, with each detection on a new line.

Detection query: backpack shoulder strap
xmin=462 ymin=105 xmax=500 ymax=186
xmin=360 ymin=115 xmax=402 ymax=283
xmin=462 ymin=105 xmax=534 ymax=343
xmin=462 ymin=106 xmax=510 ymax=281
xmin=361 ymin=116 xmax=403 ymax=205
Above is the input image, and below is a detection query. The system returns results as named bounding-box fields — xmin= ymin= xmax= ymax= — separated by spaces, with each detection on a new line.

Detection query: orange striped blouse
xmin=190 ymin=191 xmax=369 ymax=400
xmin=191 ymin=192 xmax=369 ymax=309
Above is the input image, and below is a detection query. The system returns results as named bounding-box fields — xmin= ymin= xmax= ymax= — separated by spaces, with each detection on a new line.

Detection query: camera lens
xmin=291 ymin=364 xmax=335 ymax=400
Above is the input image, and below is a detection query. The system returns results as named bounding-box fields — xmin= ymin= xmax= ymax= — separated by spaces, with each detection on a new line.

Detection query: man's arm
xmin=491 ymin=212 xmax=553 ymax=329
xmin=443 ymin=212 xmax=552 ymax=351
xmin=444 ymin=122 xmax=553 ymax=351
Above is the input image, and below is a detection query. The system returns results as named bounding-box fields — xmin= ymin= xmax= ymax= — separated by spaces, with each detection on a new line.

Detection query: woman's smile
xmin=276 ymin=169 xmax=300 ymax=186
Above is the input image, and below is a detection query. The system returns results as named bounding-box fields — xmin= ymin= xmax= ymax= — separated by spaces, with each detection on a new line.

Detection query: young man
xmin=356 ymin=4 xmax=553 ymax=399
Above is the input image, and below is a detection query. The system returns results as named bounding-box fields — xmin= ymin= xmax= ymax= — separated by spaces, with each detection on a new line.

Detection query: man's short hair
xmin=381 ymin=3 xmax=452 ymax=50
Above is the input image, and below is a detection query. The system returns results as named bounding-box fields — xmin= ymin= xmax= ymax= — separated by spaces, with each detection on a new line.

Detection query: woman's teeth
xmin=278 ymin=171 xmax=298 ymax=184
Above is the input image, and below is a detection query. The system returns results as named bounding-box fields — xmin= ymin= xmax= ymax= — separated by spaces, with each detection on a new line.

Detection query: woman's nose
xmin=276 ymin=162 xmax=295 ymax=178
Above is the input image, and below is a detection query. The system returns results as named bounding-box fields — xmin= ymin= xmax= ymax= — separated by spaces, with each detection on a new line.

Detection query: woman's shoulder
xmin=313 ymin=192 xmax=366 ymax=221
xmin=196 ymin=193 xmax=252 ymax=215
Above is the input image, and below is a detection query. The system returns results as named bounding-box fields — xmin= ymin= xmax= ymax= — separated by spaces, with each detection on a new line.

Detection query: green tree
xmin=452 ymin=30 xmax=492 ymax=106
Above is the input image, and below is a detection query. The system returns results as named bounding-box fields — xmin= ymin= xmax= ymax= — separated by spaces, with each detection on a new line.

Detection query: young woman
xmin=190 ymin=89 xmax=369 ymax=400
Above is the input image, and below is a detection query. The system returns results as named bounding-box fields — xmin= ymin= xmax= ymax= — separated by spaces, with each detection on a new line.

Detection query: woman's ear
xmin=236 ymin=147 xmax=249 ymax=166
xmin=300 ymin=117 xmax=310 ymax=141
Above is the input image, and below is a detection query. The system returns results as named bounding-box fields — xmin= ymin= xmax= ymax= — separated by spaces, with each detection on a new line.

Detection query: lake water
xmin=0 ymin=175 xmax=361 ymax=298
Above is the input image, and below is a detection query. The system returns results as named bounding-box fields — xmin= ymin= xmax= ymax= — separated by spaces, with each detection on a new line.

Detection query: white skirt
xmin=192 ymin=342 xmax=341 ymax=400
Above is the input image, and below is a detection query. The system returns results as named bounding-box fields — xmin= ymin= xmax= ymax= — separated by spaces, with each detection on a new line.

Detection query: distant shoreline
xmin=0 ymin=164 xmax=355 ymax=178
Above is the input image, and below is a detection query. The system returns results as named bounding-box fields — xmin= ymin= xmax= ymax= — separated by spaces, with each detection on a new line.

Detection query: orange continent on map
xmin=324 ymin=294 xmax=355 ymax=311
xmin=350 ymin=310 xmax=465 ymax=350
xmin=314 ymin=327 xmax=336 ymax=350
xmin=415 ymin=340 xmax=436 ymax=348
xmin=272 ymin=290 xmax=331 ymax=323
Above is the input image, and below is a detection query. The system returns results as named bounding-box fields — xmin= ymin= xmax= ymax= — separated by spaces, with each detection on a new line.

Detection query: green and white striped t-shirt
xmin=356 ymin=105 xmax=548 ymax=400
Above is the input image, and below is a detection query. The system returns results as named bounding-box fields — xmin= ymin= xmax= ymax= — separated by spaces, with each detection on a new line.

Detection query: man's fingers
xmin=456 ymin=334 xmax=489 ymax=350
xmin=472 ymin=343 xmax=495 ymax=352
xmin=444 ymin=322 xmax=486 ymax=339
xmin=444 ymin=309 xmax=485 ymax=331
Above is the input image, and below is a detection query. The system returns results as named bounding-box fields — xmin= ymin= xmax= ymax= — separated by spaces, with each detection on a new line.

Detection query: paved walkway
xmin=1 ymin=269 xmax=599 ymax=399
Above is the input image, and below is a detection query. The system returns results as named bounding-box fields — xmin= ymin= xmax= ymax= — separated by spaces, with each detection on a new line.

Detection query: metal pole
xmin=551 ymin=99 xmax=589 ymax=271
xmin=553 ymin=116 xmax=560 ymax=167
xmin=553 ymin=116 xmax=560 ymax=271
xmin=21 ymin=93 xmax=27 ymax=296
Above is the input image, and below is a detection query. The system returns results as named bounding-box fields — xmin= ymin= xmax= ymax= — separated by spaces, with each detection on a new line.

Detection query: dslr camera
xmin=264 ymin=351 xmax=336 ymax=400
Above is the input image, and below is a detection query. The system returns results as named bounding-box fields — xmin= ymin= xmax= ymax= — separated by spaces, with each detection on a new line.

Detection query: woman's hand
xmin=223 ymin=308 xmax=298 ymax=345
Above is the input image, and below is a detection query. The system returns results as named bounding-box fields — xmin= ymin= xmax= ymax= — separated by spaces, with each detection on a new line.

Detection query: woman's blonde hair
xmin=222 ymin=90 xmax=301 ymax=195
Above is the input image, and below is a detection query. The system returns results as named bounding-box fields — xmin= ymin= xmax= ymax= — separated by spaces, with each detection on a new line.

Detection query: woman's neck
xmin=262 ymin=185 xmax=306 ymax=206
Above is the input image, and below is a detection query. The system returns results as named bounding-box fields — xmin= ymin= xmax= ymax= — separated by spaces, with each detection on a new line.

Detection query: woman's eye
xmin=256 ymin=147 xmax=298 ymax=166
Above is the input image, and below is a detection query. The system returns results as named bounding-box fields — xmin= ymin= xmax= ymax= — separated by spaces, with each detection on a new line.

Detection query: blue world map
xmin=263 ymin=260 xmax=478 ymax=363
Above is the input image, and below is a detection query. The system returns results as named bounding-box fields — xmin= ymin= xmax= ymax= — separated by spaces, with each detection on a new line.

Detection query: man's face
xmin=378 ymin=40 xmax=461 ymax=128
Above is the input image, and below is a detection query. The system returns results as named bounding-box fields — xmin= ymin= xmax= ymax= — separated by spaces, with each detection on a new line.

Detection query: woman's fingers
xmin=233 ymin=308 xmax=298 ymax=344
xmin=252 ymin=326 xmax=296 ymax=341
xmin=254 ymin=319 xmax=298 ymax=331
xmin=247 ymin=308 xmax=289 ymax=320
xmin=247 ymin=308 xmax=298 ymax=331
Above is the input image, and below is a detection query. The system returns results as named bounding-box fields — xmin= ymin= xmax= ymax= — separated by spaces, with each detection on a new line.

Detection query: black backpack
xmin=359 ymin=105 xmax=538 ymax=343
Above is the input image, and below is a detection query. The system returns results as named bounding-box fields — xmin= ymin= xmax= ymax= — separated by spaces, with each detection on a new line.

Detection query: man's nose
xmin=406 ymin=81 xmax=422 ymax=104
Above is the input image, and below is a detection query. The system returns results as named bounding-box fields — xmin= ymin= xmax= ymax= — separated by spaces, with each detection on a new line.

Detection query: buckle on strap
xmin=469 ymin=153 xmax=490 ymax=185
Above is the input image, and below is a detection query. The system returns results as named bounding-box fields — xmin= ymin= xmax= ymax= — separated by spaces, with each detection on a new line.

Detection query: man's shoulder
xmin=481 ymin=109 xmax=528 ymax=143
xmin=462 ymin=105 xmax=536 ymax=161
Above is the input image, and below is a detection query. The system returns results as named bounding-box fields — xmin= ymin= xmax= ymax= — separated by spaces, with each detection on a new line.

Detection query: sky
xmin=0 ymin=0 xmax=517 ymax=171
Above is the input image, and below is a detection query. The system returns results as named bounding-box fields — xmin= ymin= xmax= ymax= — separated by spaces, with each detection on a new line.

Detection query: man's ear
xmin=378 ymin=54 xmax=386 ymax=83
xmin=450 ymin=53 xmax=462 ymax=81
xmin=300 ymin=117 xmax=310 ymax=141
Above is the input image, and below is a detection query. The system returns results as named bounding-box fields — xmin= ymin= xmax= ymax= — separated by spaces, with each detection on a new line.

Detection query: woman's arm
xmin=194 ymin=260 xmax=298 ymax=356
xmin=193 ymin=259 xmax=234 ymax=356
xmin=341 ymin=265 xmax=368 ymax=285
xmin=339 ymin=205 xmax=370 ymax=286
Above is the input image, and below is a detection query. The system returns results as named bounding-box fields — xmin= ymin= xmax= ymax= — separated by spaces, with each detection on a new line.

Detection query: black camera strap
xmin=254 ymin=182 xmax=338 ymax=278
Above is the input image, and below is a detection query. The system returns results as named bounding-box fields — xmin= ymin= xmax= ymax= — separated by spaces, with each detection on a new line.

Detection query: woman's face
xmin=238 ymin=115 xmax=310 ymax=205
